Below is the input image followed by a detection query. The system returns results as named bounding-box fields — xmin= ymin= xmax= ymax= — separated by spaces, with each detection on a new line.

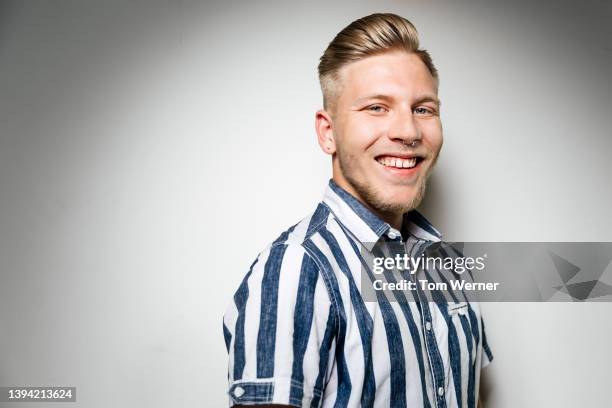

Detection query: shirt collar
xmin=322 ymin=179 xmax=442 ymax=250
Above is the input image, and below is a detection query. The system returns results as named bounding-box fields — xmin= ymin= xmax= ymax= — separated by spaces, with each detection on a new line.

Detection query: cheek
xmin=344 ymin=118 xmax=384 ymax=151
xmin=432 ymin=132 xmax=443 ymax=152
xmin=422 ymin=121 xmax=443 ymax=150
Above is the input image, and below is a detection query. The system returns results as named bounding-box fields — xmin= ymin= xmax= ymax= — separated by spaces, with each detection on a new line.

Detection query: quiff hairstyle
xmin=318 ymin=13 xmax=439 ymax=117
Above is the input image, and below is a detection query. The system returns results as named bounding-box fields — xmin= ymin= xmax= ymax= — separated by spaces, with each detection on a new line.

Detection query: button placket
xmin=405 ymin=239 xmax=447 ymax=407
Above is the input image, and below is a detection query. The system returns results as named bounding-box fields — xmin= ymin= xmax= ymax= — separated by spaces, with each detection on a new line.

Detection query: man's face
xmin=326 ymin=50 xmax=443 ymax=216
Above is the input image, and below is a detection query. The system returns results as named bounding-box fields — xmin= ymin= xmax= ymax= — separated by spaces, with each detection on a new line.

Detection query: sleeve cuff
xmin=481 ymin=348 xmax=494 ymax=368
xmin=228 ymin=377 xmax=323 ymax=407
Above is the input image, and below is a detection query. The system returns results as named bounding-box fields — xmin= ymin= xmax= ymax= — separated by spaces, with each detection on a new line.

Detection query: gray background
xmin=0 ymin=0 xmax=610 ymax=407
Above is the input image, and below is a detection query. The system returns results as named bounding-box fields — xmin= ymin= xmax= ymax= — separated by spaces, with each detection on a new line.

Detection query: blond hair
xmin=318 ymin=13 xmax=439 ymax=116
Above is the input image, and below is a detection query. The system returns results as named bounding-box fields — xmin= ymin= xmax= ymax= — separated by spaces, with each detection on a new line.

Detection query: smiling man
xmin=223 ymin=13 xmax=493 ymax=408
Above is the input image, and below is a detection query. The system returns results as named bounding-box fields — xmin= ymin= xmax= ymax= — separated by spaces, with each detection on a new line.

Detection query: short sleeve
xmin=222 ymin=242 xmax=337 ymax=407
xmin=480 ymin=315 xmax=494 ymax=368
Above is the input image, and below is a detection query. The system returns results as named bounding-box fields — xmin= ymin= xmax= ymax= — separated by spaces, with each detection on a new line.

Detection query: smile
xmin=375 ymin=155 xmax=423 ymax=169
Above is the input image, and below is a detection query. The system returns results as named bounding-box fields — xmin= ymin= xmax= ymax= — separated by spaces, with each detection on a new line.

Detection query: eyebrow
xmin=354 ymin=94 xmax=441 ymax=107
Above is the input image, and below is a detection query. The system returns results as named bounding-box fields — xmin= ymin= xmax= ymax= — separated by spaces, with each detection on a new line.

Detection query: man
xmin=223 ymin=13 xmax=493 ymax=408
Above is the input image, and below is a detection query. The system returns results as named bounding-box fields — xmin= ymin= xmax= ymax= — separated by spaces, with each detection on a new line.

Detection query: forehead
xmin=338 ymin=51 xmax=437 ymax=101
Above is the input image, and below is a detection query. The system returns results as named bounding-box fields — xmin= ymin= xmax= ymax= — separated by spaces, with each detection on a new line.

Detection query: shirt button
xmin=233 ymin=386 xmax=245 ymax=397
xmin=387 ymin=231 xmax=397 ymax=239
xmin=425 ymin=321 xmax=432 ymax=331
xmin=437 ymin=386 xmax=444 ymax=397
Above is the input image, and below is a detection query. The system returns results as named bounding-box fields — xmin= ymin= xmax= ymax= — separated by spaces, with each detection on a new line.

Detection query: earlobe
xmin=323 ymin=131 xmax=336 ymax=153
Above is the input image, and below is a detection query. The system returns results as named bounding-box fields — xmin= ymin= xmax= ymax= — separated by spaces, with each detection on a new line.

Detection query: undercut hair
xmin=317 ymin=13 xmax=439 ymax=117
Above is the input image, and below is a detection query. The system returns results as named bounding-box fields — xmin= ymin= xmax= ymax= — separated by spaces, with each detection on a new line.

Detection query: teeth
xmin=377 ymin=157 xmax=417 ymax=169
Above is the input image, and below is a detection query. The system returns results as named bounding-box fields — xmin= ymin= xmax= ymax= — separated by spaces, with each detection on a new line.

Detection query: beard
xmin=336 ymin=147 xmax=434 ymax=216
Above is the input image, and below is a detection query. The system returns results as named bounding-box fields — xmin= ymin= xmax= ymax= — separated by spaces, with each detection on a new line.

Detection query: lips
xmin=375 ymin=154 xmax=425 ymax=170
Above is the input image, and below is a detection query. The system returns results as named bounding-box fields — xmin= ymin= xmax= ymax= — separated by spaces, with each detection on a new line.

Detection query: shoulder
xmin=238 ymin=203 xmax=336 ymax=285
xmin=261 ymin=203 xmax=333 ymax=260
xmin=223 ymin=207 xmax=338 ymax=328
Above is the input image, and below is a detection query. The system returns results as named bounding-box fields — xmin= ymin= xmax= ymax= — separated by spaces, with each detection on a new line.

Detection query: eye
xmin=414 ymin=106 xmax=435 ymax=115
xmin=366 ymin=104 xmax=387 ymax=113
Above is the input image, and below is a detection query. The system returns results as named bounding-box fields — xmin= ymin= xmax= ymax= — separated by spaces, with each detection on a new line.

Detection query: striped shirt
xmin=223 ymin=179 xmax=493 ymax=407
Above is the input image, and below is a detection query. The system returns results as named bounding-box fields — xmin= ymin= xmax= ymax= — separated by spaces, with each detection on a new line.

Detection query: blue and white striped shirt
xmin=223 ymin=179 xmax=493 ymax=407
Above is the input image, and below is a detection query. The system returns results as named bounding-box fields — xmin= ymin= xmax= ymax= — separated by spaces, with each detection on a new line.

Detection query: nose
xmin=388 ymin=108 xmax=421 ymax=146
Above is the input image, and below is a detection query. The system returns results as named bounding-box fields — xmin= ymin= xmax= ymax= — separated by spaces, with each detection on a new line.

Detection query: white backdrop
xmin=1 ymin=0 xmax=611 ymax=407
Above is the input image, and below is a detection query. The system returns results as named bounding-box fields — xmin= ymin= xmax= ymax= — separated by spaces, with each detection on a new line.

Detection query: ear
xmin=315 ymin=109 xmax=336 ymax=155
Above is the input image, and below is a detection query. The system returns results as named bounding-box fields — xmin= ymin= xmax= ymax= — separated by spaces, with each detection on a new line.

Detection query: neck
xmin=380 ymin=211 xmax=403 ymax=231
xmin=331 ymin=175 xmax=404 ymax=231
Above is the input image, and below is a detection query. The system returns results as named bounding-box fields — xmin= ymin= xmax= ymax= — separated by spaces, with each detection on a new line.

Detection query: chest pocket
xmin=448 ymin=301 xmax=468 ymax=316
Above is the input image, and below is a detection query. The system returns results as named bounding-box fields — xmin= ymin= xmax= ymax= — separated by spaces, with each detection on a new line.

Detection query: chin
xmin=387 ymin=191 xmax=418 ymax=205
xmin=387 ymin=185 xmax=426 ymax=212
xmin=371 ymin=193 xmax=415 ymax=213
xmin=392 ymin=198 xmax=418 ymax=212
